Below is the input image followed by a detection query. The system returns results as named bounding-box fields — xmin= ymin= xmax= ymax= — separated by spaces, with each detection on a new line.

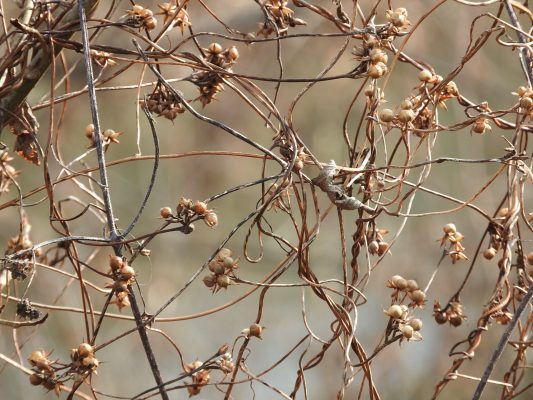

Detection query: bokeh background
xmin=0 ymin=1 xmax=531 ymax=399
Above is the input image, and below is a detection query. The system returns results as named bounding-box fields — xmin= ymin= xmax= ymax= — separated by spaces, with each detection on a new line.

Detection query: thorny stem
xmin=503 ymin=0 xmax=533 ymax=86
xmin=472 ymin=284 xmax=533 ymax=400
xmin=77 ymin=2 xmax=168 ymax=400
xmin=77 ymin=0 xmax=116 ymax=240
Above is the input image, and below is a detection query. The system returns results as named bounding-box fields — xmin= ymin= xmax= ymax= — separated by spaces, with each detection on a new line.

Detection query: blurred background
xmin=0 ymin=0 xmax=531 ymax=399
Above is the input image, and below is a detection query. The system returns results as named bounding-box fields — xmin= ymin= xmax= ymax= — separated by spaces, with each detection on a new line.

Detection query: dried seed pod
xmin=211 ymin=263 xmax=225 ymax=276
xmin=397 ymin=109 xmax=414 ymax=123
xmin=527 ymin=252 xmax=533 ymax=266
xmin=368 ymin=240 xmax=379 ymax=254
xmin=368 ymin=63 xmax=384 ymax=79
xmin=389 ymin=275 xmax=408 ymax=291
xmin=223 ymin=256 xmax=235 ymax=269
xmin=248 ymin=323 xmax=263 ymax=338
xmin=364 ymin=85 xmax=375 ymax=97
xmin=434 ymin=311 xmax=447 ymax=324
xmin=449 ymin=314 xmax=463 ymax=327
xmin=109 ymin=255 xmax=124 ymax=272
xmin=85 ymin=124 xmax=95 ymax=137
xmin=204 ymin=211 xmax=218 ymax=227
xmin=400 ymin=324 xmax=414 ymax=339
xmin=400 ymin=99 xmax=413 ymax=110
xmin=160 ymin=206 xmax=173 ymax=218
xmin=227 ymin=46 xmax=239 ymax=61
xmin=144 ymin=17 xmax=157 ymax=30
xmin=443 ymin=223 xmax=457 ymax=235
xmin=369 ymin=48 xmax=388 ymax=64
xmin=418 ymin=69 xmax=432 ymax=82
xmin=203 ymin=273 xmax=217 ymax=288
xmin=409 ymin=289 xmax=426 ymax=305
xmin=377 ymin=241 xmax=389 ymax=256
xmin=29 ymin=373 xmax=43 ymax=386
xmin=409 ymin=318 xmax=423 ymax=331
xmin=209 ymin=260 xmax=223 ymax=272
xmin=405 ymin=279 xmax=418 ymax=292
xmin=119 ymin=265 xmax=135 ymax=281
xmin=216 ymin=274 xmax=231 ymax=289
xmin=77 ymin=343 xmax=93 ymax=358
xmin=82 ymin=355 xmax=99 ymax=370
xmin=217 ymin=248 xmax=232 ymax=259
xmin=379 ymin=108 xmax=395 ymax=123
xmin=192 ymin=201 xmax=208 ymax=215
xmin=208 ymin=43 xmax=223 ymax=54
xmin=384 ymin=304 xmax=403 ymax=319
xmin=519 ymin=96 xmax=533 ymax=110
xmin=28 ymin=350 xmax=51 ymax=371
xmin=483 ymin=248 xmax=497 ymax=260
